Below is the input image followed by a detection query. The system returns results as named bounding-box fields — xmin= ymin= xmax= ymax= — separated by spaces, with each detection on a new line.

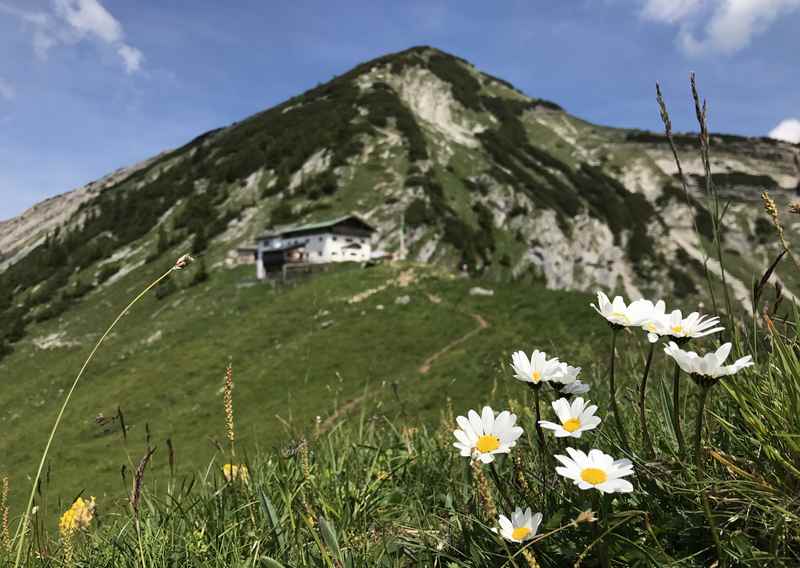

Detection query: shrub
xmin=270 ymin=202 xmax=295 ymax=226
xmin=96 ymin=263 xmax=121 ymax=285
xmin=405 ymin=199 xmax=433 ymax=227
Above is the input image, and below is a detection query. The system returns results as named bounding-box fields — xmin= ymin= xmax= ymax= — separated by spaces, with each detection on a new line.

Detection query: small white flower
xmin=493 ymin=507 xmax=543 ymax=543
xmin=557 ymin=361 xmax=581 ymax=385
xmin=511 ymin=350 xmax=564 ymax=385
xmin=591 ymin=292 xmax=653 ymax=328
xmin=453 ymin=406 xmax=524 ymax=464
xmin=635 ymin=300 xmax=668 ymax=342
xmin=555 ymin=448 xmax=634 ymax=494
xmin=663 ymin=342 xmax=753 ymax=379
xmin=539 ymin=397 xmax=601 ymax=438
xmin=561 ymin=380 xmax=590 ymax=395
xmin=665 ymin=311 xmax=724 ymax=340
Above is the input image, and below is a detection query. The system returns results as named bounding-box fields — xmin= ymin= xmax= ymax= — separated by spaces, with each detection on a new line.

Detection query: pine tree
xmin=192 ymin=228 xmax=208 ymax=254
xmin=157 ymin=226 xmax=169 ymax=255
xmin=6 ymin=312 xmax=25 ymax=343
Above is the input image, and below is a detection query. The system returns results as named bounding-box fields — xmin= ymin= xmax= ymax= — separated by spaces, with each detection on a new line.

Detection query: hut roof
xmin=257 ymin=215 xmax=375 ymax=240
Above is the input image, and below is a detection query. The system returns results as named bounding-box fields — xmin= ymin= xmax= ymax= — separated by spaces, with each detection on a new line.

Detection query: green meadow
xmin=1 ymin=254 xmax=798 ymax=566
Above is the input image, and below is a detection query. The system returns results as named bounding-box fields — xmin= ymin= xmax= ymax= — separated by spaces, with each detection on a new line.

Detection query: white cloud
xmin=0 ymin=77 xmax=15 ymax=101
xmin=641 ymin=0 xmax=800 ymax=55
xmin=769 ymin=119 xmax=800 ymax=144
xmin=641 ymin=0 xmax=701 ymax=24
xmin=54 ymin=0 xmax=122 ymax=43
xmin=117 ymin=44 xmax=143 ymax=74
xmin=0 ymin=0 xmax=143 ymax=72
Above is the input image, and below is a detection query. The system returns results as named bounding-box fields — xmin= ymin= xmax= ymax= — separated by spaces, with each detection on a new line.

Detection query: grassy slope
xmin=5 ymin=267 xmax=797 ymax=565
xmin=0 ymin=260 xmax=605 ymax=516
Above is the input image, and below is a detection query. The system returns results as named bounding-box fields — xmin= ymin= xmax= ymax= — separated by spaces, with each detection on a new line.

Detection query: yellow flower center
xmin=580 ymin=467 xmax=608 ymax=485
xmin=671 ymin=324 xmax=683 ymax=334
xmin=531 ymin=370 xmax=541 ymax=382
xmin=562 ymin=418 xmax=581 ymax=432
xmin=475 ymin=434 xmax=501 ymax=454
xmin=511 ymin=527 xmax=531 ymax=541
xmin=610 ymin=311 xmax=629 ymax=323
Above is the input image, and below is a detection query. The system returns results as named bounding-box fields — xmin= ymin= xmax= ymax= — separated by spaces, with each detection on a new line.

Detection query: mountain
xmin=0 ymin=47 xmax=798 ymax=503
xmin=3 ymin=47 xmax=798 ymax=323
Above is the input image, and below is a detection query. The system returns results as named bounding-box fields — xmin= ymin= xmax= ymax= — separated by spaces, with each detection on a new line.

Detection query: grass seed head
xmin=1 ymin=475 xmax=9 ymax=554
xmin=470 ymin=460 xmax=497 ymax=520
xmin=761 ymin=191 xmax=789 ymax=251
xmin=131 ymin=447 xmax=157 ymax=516
xmin=173 ymin=254 xmax=194 ymax=270
xmin=574 ymin=509 xmax=597 ymax=525
xmin=522 ymin=547 xmax=542 ymax=568
xmin=223 ymin=362 xmax=235 ymax=453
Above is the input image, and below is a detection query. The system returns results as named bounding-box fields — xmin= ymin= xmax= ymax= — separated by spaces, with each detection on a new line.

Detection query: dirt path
xmin=319 ymin=395 xmax=366 ymax=434
xmin=419 ymin=313 xmax=489 ymax=374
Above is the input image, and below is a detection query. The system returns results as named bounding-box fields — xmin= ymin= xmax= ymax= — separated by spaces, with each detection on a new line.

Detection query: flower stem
xmin=693 ymin=384 xmax=711 ymax=475
xmin=638 ymin=343 xmax=656 ymax=459
xmin=694 ymin=383 xmax=724 ymax=564
xmin=608 ymin=329 xmax=630 ymax=451
xmin=592 ymin=492 xmax=610 ymax=568
xmin=672 ymin=362 xmax=686 ymax=455
xmin=488 ymin=462 xmax=513 ymax=512
xmin=530 ymin=383 xmax=549 ymax=493
xmin=135 ymin=516 xmax=147 ymax=568
xmin=13 ymin=265 xmax=178 ymax=568
xmin=531 ymin=384 xmax=546 ymax=451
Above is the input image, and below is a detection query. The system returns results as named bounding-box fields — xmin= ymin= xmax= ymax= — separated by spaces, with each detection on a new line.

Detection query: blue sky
xmin=1 ymin=0 xmax=799 ymax=221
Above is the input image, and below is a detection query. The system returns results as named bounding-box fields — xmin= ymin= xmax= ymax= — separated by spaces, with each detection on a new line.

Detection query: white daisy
xmin=511 ymin=350 xmax=564 ymax=385
xmin=663 ymin=311 xmax=724 ymax=341
xmin=555 ymin=448 xmax=634 ymax=494
xmin=663 ymin=342 xmax=753 ymax=380
xmin=493 ymin=507 xmax=543 ymax=543
xmin=636 ymin=300 xmax=669 ymax=342
xmin=539 ymin=397 xmax=601 ymax=438
xmin=557 ymin=361 xmax=581 ymax=385
xmin=453 ymin=406 xmax=524 ymax=464
xmin=591 ymin=292 xmax=654 ymax=328
xmin=560 ymin=380 xmax=590 ymax=395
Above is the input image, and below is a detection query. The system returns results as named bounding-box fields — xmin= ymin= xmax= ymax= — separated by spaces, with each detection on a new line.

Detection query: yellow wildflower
xmin=58 ymin=496 xmax=96 ymax=538
xmin=222 ymin=464 xmax=249 ymax=483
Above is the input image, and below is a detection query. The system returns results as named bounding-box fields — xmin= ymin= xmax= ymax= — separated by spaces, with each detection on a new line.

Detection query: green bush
xmin=270 ymin=202 xmax=295 ymax=226
xmin=96 ymin=263 xmax=121 ymax=285
xmin=405 ymin=199 xmax=433 ymax=227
